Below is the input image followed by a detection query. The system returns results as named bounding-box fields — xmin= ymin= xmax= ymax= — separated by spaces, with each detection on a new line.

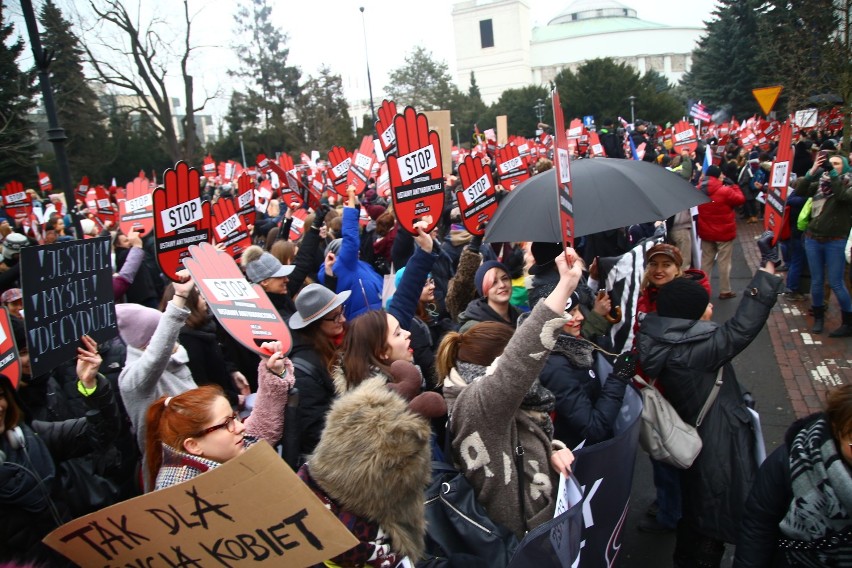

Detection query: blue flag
xmin=702 ymin=145 xmax=713 ymax=173
xmin=628 ymin=132 xmax=640 ymax=161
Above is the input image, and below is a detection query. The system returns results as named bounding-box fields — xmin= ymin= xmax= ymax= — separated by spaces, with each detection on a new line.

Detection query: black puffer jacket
xmin=638 ymin=270 xmax=784 ymax=544
xmin=288 ymin=331 xmax=336 ymax=459
xmin=539 ymin=337 xmax=628 ymax=449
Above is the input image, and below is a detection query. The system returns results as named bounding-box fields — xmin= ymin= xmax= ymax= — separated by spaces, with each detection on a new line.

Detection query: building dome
xmin=548 ymin=0 xmax=638 ymax=25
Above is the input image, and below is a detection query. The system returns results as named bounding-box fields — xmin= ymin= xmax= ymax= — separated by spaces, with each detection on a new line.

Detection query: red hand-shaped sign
xmin=387 ymin=106 xmax=445 ymax=235
xmin=89 ymin=186 xmax=117 ymax=227
xmin=456 ymin=155 xmax=498 ymax=236
xmin=235 ymin=172 xmax=256 ymax=227
xmin=2 ymin=181 xmax=32 ymax=220
xmin=764 ymin=118 xmax=793 ymax=242
xmin=119 ymin=174 xmax=154 ymax=235
xmin=76 ymin=176 xmax=89 ymax=200
xmin=327 ymin=146 xmax=352 ymax=197
xmin=375 ymin=99 xmax=398 ymax=158
xmin=494 ymin=144 xmax=530 ymax=189
xmin=203 ymin=155 xmax=216 ymax=180
xmin=153 ymin=161 xmax=211 ymax=281
xmin=211 ymin=196 xmax=252 ymax=260
xmin=184 ymin=241 xmax=291 ymax=356
xmin=672 ymin=120 xmax=698 ymax=154
xmin=282 ymin=172 xmax=305 ymax=209
xmin=347 ymin=135 xmax=376 ymax=195
xmin=587 ymin=131 xmax=605 ymax=158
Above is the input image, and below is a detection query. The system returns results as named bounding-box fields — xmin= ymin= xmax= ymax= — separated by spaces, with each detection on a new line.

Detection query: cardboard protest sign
xmin=153 ymin=161 xmax=212 ymax=282
xmin=551 ymin=90 xmax=575 ymax=248
xmin=20 ymin=237 xmax=117 ymax=378
xmin=218 ymin=160 xmax=242 ymax=184
xmin=764 ymin=118 xmax=793 ymax=243
xmin=202 ymin=155 xmax=217 ymax=180
xmin=184 ymin=242 xmax=291 ymax=356
xmin=211 ymin=197 xmax=252 ymax=260
xmin=0 ymin=308 xmax=21 ymax=388
xmin=387 ymin=106 xmax=445 ymax=235
xmin=235 ymin=172 xmax=256 ymax=227
xmin=327 ymin=146 xmax=352 ymax=197
xmin=49 ymin=192 xmax=66 ymax=217
xmin=256 ymin=153 xmax=272 ymax=175
xmin=307 ymin=176 xmax=324 ymax=211
xmin=2 ymin=181 xmax=32 ymax=220
xmin=494 ymin=144 xmax=530 ymax=189
xmin=376 ymin=99 xmax=398 ymax=158
xmin=672 ymin=120 xmax=698 ymax=154
xmin=44 ymin=442 xmax=358 ymax=567
xmin=456 ymin=155 xmax=498 ymax=236
xmin=567 ymin=119 xmax=588 ymax=155
xmin=281 ymin=176 xmax=305 ymax=209
xmin=347 ymin=135 xmax=376 ymax=195
xmin=119 ymin=174 xmax=155 ymax=235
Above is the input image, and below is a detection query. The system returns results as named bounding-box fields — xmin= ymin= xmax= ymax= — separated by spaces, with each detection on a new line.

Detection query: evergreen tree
xmin=0 ymin=3 xmax=38 ymax=186
xmin=39 ymin=0 xmax=107 ymax=182
xmin=482 ymin=85 xmax=550 ymax=138
xmin=293 ymin=66 xmax=354 ymax=152
xmin=554 ymin=59 xmax=682 ymax=126
xmin=680 ymin=0 xmax=762 ymax=117
xmin=385 ymin=47 xmax=458 ymax=110
xmin=231 ymin=0 xmax=302 ymax=139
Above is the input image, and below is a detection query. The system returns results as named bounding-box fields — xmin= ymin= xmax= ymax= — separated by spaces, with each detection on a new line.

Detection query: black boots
xmin=812 ymin=306 xmax=825 ymax=334
xmin=829 ymin=311 xmax=852 ymax=337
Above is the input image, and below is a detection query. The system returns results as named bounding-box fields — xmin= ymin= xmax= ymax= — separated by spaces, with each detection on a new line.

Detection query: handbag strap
xmin=695 ymin=367 xmax=724 ymax=427
xmin=632 ymin=368 xmax=724 ymax=427
xmin=515 ymin=444 xmax=527 ymax=534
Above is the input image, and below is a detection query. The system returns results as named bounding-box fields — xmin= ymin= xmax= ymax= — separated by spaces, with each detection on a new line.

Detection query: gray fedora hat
xmin=246 ymin=252 xmax=295 ymax=284
xmin=289 ymin=283 xmax=351 ymax=329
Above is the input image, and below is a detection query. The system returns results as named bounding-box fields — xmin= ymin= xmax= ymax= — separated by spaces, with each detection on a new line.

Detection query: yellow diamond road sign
xmin=752 ymin=86 xmax=783 ymax=115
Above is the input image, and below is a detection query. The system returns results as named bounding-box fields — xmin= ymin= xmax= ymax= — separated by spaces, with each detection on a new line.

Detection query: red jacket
xmin=697 ymin=177 xmax=745 ymax=242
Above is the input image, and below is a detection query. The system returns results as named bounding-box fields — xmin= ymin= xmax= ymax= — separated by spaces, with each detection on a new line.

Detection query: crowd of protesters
xmin=0 ymin=113 xmax=850 ymax=568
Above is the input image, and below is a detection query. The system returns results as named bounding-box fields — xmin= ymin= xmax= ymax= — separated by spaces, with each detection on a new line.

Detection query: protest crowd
xmin=2 ymin=100 xmax=852 ymax=568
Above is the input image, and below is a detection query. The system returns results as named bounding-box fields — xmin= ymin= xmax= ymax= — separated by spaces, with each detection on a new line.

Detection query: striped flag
xmin=690 ymin=101 xmax=712 ymax=123
xmin=595 ymin=239 xmax=659 ymax=353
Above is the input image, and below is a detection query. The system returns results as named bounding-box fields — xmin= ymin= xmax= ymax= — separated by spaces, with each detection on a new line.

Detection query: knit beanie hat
xmin=2 ymin=233 xmax=28 ymax=260
xmin=474 ymin=260 xmax=509 ymax=296
xmin=656 ymin=277 xmax=709 ymax=321
xmin=115 ymin=303 xmax=162 ymax=348
xmin=529 ymin=241 xmax=563 ymax=275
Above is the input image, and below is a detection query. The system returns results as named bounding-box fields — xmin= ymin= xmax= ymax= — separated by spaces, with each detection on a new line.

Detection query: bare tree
xmin=83 ymin=0 xmax=214 ymax=163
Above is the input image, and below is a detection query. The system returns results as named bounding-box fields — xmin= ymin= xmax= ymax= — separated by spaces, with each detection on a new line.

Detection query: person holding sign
xmin=144 ymin=340 xmax=293 ymax=490
xmin=792 ymin=153 xmax=852 ymax=336
xmin=436 ymin=249 xmax=583 ymax=538
xmin=316 ymin=186 xmax=383 ymax=319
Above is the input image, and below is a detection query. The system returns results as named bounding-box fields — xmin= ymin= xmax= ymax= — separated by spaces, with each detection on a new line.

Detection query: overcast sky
xmin=9 ymin=0 xmax=719 ymax=124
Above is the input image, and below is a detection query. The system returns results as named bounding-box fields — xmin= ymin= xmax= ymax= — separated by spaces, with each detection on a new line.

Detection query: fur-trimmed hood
xmin=308 ymin=375 xmax=432 ymax=560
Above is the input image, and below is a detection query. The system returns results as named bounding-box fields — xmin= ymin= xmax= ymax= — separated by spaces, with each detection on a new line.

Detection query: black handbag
xmin=421 ymin=461 xmax=519 ymax=568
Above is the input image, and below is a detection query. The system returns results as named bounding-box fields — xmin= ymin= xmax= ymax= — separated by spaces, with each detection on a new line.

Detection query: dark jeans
xmin=783 ymin=234 xmax=805 ymax=292
xmin=651 ymin=457 xmax=681 ymax=528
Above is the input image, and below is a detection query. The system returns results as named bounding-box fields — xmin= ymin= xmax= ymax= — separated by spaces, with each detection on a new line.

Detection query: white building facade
xmin=452 ymin=0 xmax=704 ymax=105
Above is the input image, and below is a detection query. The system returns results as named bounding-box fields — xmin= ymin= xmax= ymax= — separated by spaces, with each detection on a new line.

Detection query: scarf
xmin=552 ymin=334 xmax=595 ymax=368
xmin=780 ymin=416 xmax=852 ymax=542
xmin=455 ymin=360 xmax=556 ymax=439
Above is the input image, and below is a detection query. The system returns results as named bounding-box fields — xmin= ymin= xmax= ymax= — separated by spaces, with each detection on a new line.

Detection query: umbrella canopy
xmin=484 ymin=158 xmax=710 ymax=243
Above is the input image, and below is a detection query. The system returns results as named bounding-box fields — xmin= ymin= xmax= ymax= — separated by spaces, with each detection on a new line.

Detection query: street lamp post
xmin=534 ymin=98 xmax=546 ymax=126
xmin=359 ymin=7 xmax=376 ymax=124
xmin=237 ymin=131 xmax=247 ymax=168
xmin=628 ymin=95 xmax=637 ymax=124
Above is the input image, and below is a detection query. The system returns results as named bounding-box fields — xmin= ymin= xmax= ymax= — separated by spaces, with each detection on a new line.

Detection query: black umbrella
xmin=484 ymin=158 xmax=711 ymax=243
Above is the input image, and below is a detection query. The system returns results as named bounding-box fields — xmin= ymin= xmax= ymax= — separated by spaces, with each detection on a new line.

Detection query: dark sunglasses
xmin=195 ymin=412 xmax=241 ymax=437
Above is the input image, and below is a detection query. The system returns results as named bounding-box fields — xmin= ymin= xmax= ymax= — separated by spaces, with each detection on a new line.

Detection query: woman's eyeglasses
xmin=322 ymin=310 xmax=345 ymax=323
xmin=195 ymin=412 xmax=241 ymax=437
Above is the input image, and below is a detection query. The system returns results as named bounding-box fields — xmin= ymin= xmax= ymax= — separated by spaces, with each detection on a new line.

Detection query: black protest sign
xmin=20 ymin=237 xmax=117 ymax=377
xmin=44 ymin=442 xmax=359 ymax=567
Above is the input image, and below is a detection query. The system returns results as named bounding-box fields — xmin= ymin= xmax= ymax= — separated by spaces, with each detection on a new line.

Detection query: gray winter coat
xmin=638 ymin=270 xmax=783 ymax=544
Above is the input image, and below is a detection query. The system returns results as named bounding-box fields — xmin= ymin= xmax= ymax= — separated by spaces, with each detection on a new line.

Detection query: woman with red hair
xmin=144 ymin=341 xmax=294 ymax=490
